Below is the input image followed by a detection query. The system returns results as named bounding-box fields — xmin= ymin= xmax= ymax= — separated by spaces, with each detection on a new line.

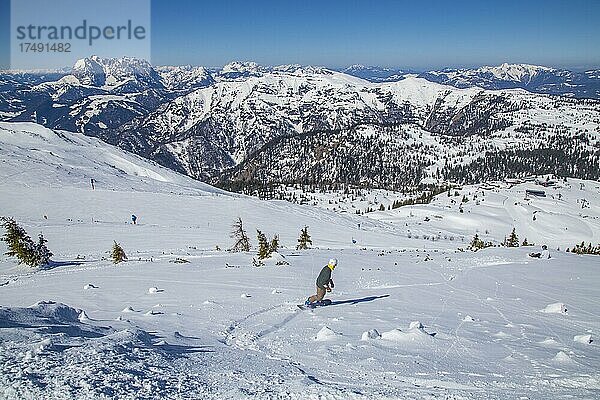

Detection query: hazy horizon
xmin=1 ymin=56 xmax=599 ymax=73
xmin=2 ymin=0 xmax=600 ymax=71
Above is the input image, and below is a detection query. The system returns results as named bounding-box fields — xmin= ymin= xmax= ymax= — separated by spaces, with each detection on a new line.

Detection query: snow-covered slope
xmin=0 ymin=122 xmax=222 ymax=195
xmin=368 ymin=179 xmax=600 ymax=249
xmin=1 ymin=122 xmax=599 ymax=398
xmin=0 ymin=122 xmax=400 ymax=255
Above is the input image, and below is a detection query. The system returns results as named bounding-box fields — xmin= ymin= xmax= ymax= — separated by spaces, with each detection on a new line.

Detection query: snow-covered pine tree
xmin=256 ymin=230 xmax=280 ymax=260
xmin=269 ymin=234 xmax=279 ymax=254
xmin=256 ymin=230 xmax=270 ymax=260
xmin=467 ymin=234 xmax=485 ymax=251
xmin=296 ymin=226 xmax=312 ymax=250
xmin=111 ymin=241 xmax=127 ymax=264
xmin=34 ymin=234 xmax=53 ymax=266
xmin=1 ymin=217 xmax=28 ymax=261
xmin=504 ymin=228 xmax=520 ymax=247
xmin=1 ymin=217 xmax=52 ymax=267
xmin=230 ymin=217 xmax=250 ymax=252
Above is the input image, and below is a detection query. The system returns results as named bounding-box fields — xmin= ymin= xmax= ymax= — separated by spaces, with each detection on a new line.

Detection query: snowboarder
xmin=529 ymin=245 xmax=550 ymax=259
xmin=305 ymin=258 xmax=337 ymax=306
xmin=131 ymin=214 xmax=137 ymax=225
xmin=90 ymin=178 xmax=95 ymax=190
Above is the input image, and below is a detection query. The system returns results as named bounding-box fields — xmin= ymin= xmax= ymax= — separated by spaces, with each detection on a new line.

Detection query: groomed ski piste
xmin=0 ymin=122 xmax=599 ymax=399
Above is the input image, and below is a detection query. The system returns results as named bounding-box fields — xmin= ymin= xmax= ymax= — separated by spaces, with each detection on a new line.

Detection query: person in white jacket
xmin=530 ymin=245 xmax=550 ymax=259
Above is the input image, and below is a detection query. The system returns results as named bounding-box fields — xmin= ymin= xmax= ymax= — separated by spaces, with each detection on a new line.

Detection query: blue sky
xmin=2 ymin=0 xmax=600 ymax=70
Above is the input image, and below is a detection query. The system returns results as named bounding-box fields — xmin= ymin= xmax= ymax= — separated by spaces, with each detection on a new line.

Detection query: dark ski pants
xmin=308 ymin=286 xmax=327 ymax=303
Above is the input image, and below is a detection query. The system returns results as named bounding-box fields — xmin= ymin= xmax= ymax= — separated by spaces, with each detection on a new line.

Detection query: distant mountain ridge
xmin=338 ymin=63 xmax=600 ymax=99
xmin=1 ymin=57 xmax=599 ymax=196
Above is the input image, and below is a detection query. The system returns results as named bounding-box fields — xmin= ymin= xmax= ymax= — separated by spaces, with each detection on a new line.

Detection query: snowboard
xmin=297 ymin=299 xmax=332 ymax=310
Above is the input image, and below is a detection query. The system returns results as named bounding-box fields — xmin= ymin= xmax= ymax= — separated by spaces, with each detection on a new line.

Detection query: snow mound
xmin=99 ymin=328 xmax=154 ymax=346
xmin=552 ymin=351 xmax=576 ymax=364
xmin=409 ymin=321 xmax=424 ymax=329
xmin=255 ymin=252 xmax=289 ymax=267
xmin=315 ymin=326 xmax=341 ymax=341
xmin=493 ymin=331 xmax=512 ymax=339
xmin=240 ymin=293 xmax=252 ymax=298
xmin=148 ymin=286 xmax=162 ymax=294
xmin=539 ymin=337 xmax=560 ymax=346
xmin=462 ymin=315 xmax=476 ymax=322
xmin=361 ymin=329 xmax=382 ymax=341
xmin=381 ymin=322 xmax=435 ymax=344
xmin=78 ymin=310 xmax=91 ymax=322
xmin=121 ymin=306 xmax=137 ymax=313
xmin=83 ymin=283 xmax=98 ymax=290
xmin=0 ymin=315 xmax=207 ymax=398
xmin=502 ymin=354 xmax=518 ymax=363
xmin=2 ymin=301 xmax=83 ymax=324
xmin=540 ymin=303 xmax=568 ymax=314
xmin=574 ymin=334 xmax=593 ymax=344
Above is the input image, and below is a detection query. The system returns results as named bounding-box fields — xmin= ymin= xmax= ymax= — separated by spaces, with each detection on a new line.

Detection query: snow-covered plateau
xmin=0 ymin=122 xmax=599 ymax=399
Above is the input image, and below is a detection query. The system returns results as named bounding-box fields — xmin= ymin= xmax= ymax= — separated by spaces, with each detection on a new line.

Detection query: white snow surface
xmin=367 ymin=179 xmax=600 ymax=249
xmin=0 ymin=122 xmax=599 ymax=399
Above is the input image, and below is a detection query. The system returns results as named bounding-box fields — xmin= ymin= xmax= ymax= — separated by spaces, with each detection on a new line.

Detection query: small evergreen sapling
xmin=503 ymin=228 xmax=520 ymax=248
xmin=269 ymin=235 xmax=279 ymax=254
xmin=467 ymin=234 xmax=485 ymax=251
xmin=256 ymin=230 xmax=270 ymax=260
xmin=522 ymin=238 xmax=533 ymax=246
xmin=34 ymin=234 xmax=53 ymax=267
xmin=256 ymin=230 xmax=279 ymax=261
xmin=111 ymin=241 xmax=127 ymax=264
xmin=1 ymin=217 xmax=28 ymax=261
xmin=467 ymin=233 xmax=493 ymax=252
xmin=296 ymin=226 xmax=312 ymax=250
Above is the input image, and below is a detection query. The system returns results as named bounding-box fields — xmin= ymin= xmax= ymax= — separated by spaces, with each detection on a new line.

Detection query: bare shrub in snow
xmin=230 ymin=217 xmax=250 ymax=252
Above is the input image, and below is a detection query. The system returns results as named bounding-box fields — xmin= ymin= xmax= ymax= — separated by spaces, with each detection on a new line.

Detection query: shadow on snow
xmin=329 ymin=294 xmax=390 ymax=306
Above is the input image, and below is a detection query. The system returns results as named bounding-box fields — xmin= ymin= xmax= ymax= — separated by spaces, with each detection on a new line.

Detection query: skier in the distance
xmin=131 ymin=214 xmax=137 ymax=225
xmin=305 ymin=258 xmax=337 ymax=306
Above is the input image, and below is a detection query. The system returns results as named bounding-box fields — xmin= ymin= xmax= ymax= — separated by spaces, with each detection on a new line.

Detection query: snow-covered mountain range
xmin=342 ymin=63 xmax=600 ymax=99
xmin=417 ymin=63 xmax=600 ymax=99
xmin=1 ymin=57 xmax=599 ymax=194
xmin=340 ymin=64 xmax=414 ymax=82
